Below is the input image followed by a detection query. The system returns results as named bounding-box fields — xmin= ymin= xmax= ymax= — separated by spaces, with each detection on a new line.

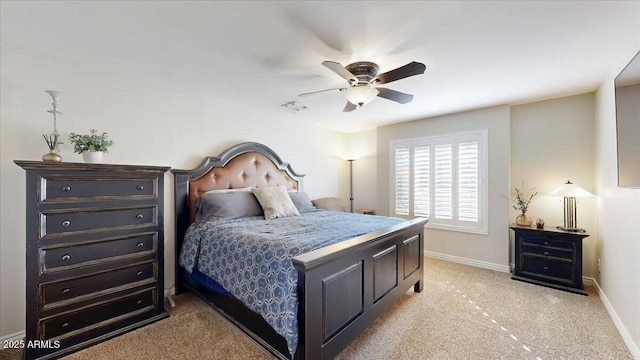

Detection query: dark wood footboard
xmin=293 ymin=218 xmax=427 ymax=360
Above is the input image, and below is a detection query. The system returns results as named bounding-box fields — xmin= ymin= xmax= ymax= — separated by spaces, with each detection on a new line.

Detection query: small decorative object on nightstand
xmin=511 ymin=225 xmax=589 ymax=295
xmin=356 ymin=208 xmax=376 ymax=215
xmin=536 ymin=218 xmax=545 ymax=229
xmin=508 ymin=182 xmax=537 ymax=227
xmin=42 ymin=90 xmax=63 ymax=162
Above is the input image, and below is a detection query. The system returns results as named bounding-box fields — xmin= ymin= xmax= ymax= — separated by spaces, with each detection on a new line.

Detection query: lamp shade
xmin=550 ymin=180 xmax=592 ymax=197
xmin=345 ymin=86 xmax=379 ymax=106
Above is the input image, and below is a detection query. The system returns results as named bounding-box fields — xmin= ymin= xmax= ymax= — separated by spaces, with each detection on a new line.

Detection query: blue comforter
xmin=179 ymin=209 xmax=404 ymax=358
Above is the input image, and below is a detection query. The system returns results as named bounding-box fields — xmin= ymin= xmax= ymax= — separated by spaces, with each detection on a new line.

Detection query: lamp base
xmin=556 ymin=226 xmax=586 ymax=233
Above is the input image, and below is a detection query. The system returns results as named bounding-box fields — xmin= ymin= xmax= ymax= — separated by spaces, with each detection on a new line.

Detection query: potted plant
xmin=510 ymin=182 xmax=537 ymax=226
xmin=68 ymin=129 xmax=114 ymax=163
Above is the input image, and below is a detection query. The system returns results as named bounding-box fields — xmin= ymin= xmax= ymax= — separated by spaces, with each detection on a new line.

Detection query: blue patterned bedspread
xmin=179 ymin=209 xmax=404 ymax=358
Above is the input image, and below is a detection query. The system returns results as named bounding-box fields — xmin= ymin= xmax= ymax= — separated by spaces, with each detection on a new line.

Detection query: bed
xmin=172 ymin=142 xmax=427 ymax=360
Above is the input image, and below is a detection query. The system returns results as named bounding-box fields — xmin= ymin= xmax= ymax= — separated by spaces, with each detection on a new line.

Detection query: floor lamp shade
xmin=550 ymin=180 xmax=592 ymax=232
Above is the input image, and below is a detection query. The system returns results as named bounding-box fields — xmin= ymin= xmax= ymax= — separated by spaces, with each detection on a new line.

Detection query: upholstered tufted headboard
xmin=171 ymin=142 xmax=304 ymax=292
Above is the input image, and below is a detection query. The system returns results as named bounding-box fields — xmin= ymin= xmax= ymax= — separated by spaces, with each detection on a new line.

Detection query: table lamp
xmin=550 ymin=180 xmax=592 ymax=232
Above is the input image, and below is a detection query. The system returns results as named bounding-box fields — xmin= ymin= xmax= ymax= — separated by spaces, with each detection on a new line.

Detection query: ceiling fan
xmin=299 ymin=60 xmax=426 ymax=112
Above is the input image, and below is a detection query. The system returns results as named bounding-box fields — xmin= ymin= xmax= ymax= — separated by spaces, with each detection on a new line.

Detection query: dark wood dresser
xmin=511 ymin=225 xmax=589 ymax=295
xmin=15 ymin=161 xmax=170 ymax=359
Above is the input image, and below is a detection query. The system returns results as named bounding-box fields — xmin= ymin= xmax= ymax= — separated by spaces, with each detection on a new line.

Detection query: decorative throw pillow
xmin=311 ymin=197 xmax=348 ymax=212
xmin=288 ymin=191 xmax=315 ymax=213
xmin=195 ymin=191 xmax=263 ymax=221
xmin=252 ymin=185 xmax=300 ymax=220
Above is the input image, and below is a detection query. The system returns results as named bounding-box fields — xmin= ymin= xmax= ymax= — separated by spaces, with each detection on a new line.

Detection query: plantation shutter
xmin=390 ymin=130 xmax=486 ymax=234
xmin=434 ymin=143 xmax=453 ymax=221
xmin=413 ymin=145 xmax=430 ymax=218
xmin=458 ymin=141 xmax=479 ymax=222
xmin=394 ymin=146 xmax=410 ymax=216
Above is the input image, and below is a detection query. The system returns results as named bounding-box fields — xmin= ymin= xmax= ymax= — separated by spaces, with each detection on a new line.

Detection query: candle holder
xmin=42 ymin=90 xmax=63 ymax=162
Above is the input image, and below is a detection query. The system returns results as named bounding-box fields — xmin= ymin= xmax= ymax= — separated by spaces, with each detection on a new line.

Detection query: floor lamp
xmin=550 ymin=180 xmax=592 ymax=232
xmin=347 ymin=159 xmax=355 ymax=212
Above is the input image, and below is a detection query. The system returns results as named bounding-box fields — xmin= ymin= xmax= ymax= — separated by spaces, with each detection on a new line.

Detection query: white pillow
xmin=251 ymin=185 xmax=300 ymax=220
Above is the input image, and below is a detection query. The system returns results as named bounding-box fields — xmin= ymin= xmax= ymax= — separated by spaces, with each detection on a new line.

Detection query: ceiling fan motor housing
xmin=346 ymin=61 xmax=380 ymax=85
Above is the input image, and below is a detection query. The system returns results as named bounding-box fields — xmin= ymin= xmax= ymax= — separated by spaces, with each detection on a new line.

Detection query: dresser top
xmin=510 ymin=224 xmax=590 ymax=237
xmin=14 ymin=160 xmax=170 ymax=173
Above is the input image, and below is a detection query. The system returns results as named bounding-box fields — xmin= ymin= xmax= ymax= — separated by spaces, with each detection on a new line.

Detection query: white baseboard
xmin=588 ymin=277 xmax=640 ymax=359
xmin=0 ymin=330 xmax=25 ymax=343
xmin=424 ymin=251 xmax=511 ymax=273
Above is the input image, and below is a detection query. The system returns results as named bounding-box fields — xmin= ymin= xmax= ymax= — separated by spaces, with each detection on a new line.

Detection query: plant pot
xmin=516 ymin=213 xmax=532 ymax=226
xmin=82 ymin=151 xmax=103 ymax=163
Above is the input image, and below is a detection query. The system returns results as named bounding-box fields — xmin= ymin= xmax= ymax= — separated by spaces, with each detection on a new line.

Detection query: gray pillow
xmin=195 ymin=191 xmax=263 ymax=221
xmin=289 ymin=191 xmax=315 ymax=213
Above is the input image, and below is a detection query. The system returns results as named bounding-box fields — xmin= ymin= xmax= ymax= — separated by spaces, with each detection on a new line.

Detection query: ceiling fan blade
xmin=298 ymin=87 xmax=346 ymax=97
xmin=343 ymin=102 xmax=357 ymax=112
xmin=376 ymin=87 xmax=414 ymax=104
xmin=375 ymin=61 xmax=426 ymax=84
xmin=322 ymin=61 xmax=358 ymax=84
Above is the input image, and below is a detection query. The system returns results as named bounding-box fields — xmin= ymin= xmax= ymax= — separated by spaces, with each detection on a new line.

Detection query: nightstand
xmin=356 ymin=208 xmax=376 ymax=215
xmin=511 ymin=225 xmax=589 ymax=295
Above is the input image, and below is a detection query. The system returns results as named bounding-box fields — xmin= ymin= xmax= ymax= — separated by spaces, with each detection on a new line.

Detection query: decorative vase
xmin=82 ymin=151 xmax=103 ymax=163
xmin=516 ymin=212 xmax=532 ymax=226
xmin=42 ymin=149 xmax=62 ymax=162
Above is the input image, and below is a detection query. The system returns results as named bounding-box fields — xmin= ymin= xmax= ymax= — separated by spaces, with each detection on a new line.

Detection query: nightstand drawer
xmin=41 ymin=289 xmax=155 ymax=340
xmin=41 ymin=262 xmax=156 ymax=308
xmin=521 ymin=235 xmax=573 ymax=250
xmin=41 ymin=234 xmax=156 ymax=272
xmin=41 ymin=206 xmax=156 ymax=238
xmin=521 ymin=244 xmax=573 ymax=260
xmin=521 ymin=256 xmax=573 ymax=283
xmin=41 ymin=176 xmax=156 ymax=203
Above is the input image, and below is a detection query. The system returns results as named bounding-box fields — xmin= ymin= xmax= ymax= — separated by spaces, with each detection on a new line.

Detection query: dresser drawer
xmin=521 ymin=256 xmax=574 ymax=283
xmin=521 ymin=234 xmax=573 ymax=250
xmin=41 ymin=233 xmax=156 ymax=272
xmin=40 ymin=176 xmax=156 ymax=203
xmin=41 ymin=289 xmax=156 ymax=340
xmin=41 ymin=262 xmax=156 ymax=308
xmin=41 ymin=206 xmax=156 ymax=238
xmin=521 ymin=244 xmax=573 ymax=260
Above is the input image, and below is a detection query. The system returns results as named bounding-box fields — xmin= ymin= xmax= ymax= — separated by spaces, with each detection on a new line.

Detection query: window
xmin=390 ymin=130 xmax=488 ymax=234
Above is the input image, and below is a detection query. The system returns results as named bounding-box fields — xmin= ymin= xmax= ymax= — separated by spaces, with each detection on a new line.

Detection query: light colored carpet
xmin=0 ymin=258 xmax=632 ymax=359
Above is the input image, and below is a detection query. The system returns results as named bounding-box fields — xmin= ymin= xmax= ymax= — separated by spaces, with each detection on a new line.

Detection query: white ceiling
xmin=2 ymin=1 xmax=639 ymax=133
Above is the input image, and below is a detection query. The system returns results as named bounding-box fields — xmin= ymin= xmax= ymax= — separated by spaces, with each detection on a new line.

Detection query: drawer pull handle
xmin=136 ymin=271 xmax=143 ymax=276
xmin=136 ymin=214 xmax=144 ymax=219
xmin=62 ymin=186 xmax=71 ymax=191
xmin=62 ymin=322 xmax=69 ymax=328
xmin=62 ymin=220 xmax=71 ymax=227
xmin=543 ymin=251 xmax=549 ymax=256
xmin=543 ymin=266 xmax=549 ymax=271
xmin=136 ymin=300 xmax=143 ymax=305
xmin=61 ymin=254 xmax=71 ymax=261
xmin=137 ymin=185 xmax=144 ymax=190
xmin=62 ymin=288 xmax=70 ymax=294
xmin=137 ymin=242 xmax=144 ymax=248
xmin=543 ymin=241 xmax=549 ymax=246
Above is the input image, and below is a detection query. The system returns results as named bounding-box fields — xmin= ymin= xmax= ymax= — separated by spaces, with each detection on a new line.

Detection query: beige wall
xmin=376 ymin=105 xmax=511 ymax=271
xmin=594 ymin=60 xmax=640 ymax=357
xmin=510 ymin=93 xmax=597 ymax=276
xmin=0 ymin=42 xmax=347 ymax=338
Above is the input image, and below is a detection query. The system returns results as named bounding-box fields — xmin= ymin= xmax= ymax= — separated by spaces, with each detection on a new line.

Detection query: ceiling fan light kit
xmin=299 ymin=60 xmax=426 ymax=112
xmin=346 ymin=86 xmax=379 ymax=106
